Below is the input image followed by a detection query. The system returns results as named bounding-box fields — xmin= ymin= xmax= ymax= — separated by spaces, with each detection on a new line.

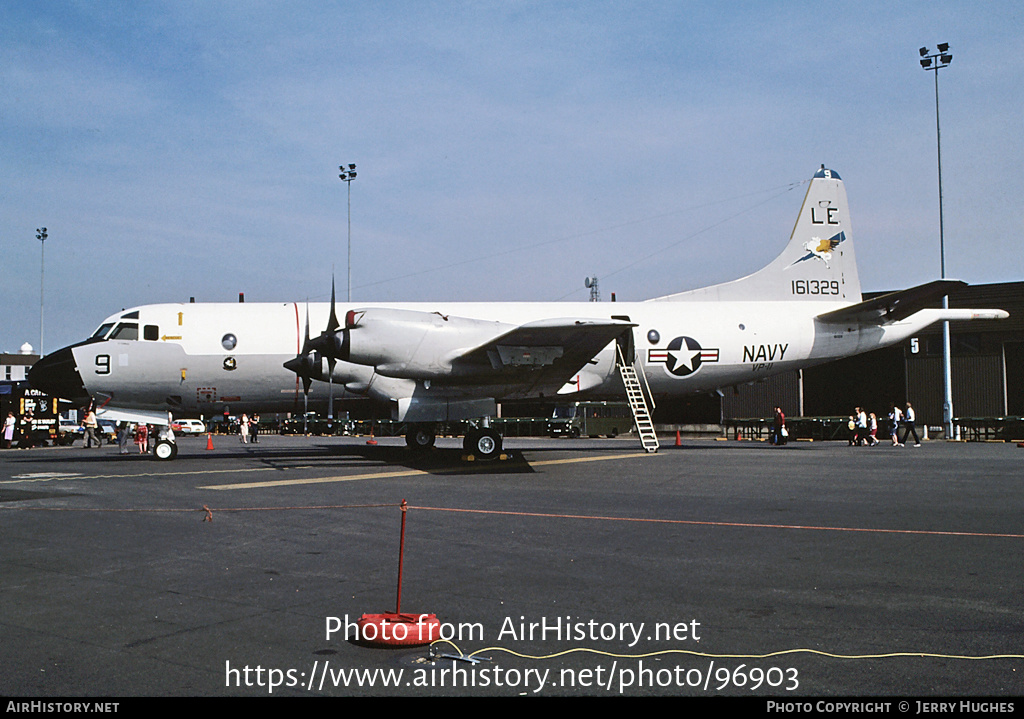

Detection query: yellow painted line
xmin=0 ymin=466 xmax=279 ymax=485
xmin=528 ymin=452 xmax=651 ymax=467
xmin=201 ymin=451 xmax=655 ymax=490
xmin=202 ymin=468 xmax=430 ymax=490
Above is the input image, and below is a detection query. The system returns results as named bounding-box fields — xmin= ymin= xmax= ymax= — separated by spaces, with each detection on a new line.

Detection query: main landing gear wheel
xmin=464 ymin=428 xmax=502 ymax=461
xmin=153 ymin=439 xmax=178 ymax=461
xmin=405 ymin=424 xmax=436 ymax=450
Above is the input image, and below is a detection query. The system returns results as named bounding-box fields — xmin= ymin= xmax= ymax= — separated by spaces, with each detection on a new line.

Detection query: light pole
xmin=339 ymin=164 xmax=357 ymax=302
xmin=919 ymin=43 xmax=954 ymax=439
xmin=36 ymin=227 xmax=47 ymax=356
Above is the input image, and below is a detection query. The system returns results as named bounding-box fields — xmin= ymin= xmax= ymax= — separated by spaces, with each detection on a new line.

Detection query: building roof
xmin=1 ymin=353 xmax=39 ymax=366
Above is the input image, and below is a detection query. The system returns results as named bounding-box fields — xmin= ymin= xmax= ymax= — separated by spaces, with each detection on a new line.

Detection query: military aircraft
xmin=28 ymin=166 xmax=1008 ymax=460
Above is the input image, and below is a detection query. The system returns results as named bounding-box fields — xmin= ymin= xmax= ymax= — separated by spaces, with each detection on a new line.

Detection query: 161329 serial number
xmin=791 ymin=279 xmax=840 ymax=295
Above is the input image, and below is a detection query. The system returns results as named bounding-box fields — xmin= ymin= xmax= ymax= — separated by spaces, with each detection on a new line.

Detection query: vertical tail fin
xmin=652 ymin=166 xmax=862 ymax=303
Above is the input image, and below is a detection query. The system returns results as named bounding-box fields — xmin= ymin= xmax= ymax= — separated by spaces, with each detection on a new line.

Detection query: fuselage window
xmin=144 ymin=325 xmax=159 ymax=341
xmin=109 ymin=323 xmax=139 ymax=341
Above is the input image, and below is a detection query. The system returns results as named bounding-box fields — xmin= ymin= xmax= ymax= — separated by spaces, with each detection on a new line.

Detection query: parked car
xmin=57 ymin=419 xmax=84 ymax=445
xmin=58 ymin=418 xmax=117 ymax=445
xmin=171 ymin=419 xmax=206 ymax=435
xmin=97 ymin=420 xmax=118 ymax=444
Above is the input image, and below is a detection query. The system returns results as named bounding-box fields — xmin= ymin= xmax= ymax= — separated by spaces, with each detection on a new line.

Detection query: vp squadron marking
xmin=648 ymin=336 xmax=719 ymax=378
xmin=744 ymin=343 xmax=788 ymax=372
xmin=789 ymin=230 xmax=845 ymax=270
xmin=810 ymin=200 xmax=841 ymax=226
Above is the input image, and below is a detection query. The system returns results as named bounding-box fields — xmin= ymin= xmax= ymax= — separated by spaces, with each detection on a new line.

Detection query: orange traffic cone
xmin=206 ymin=433 xmax=215 ymax=450
xmin=366 ymin=422 xmax=378 ymax=446
xmin=675 ymin=430 xmax=681 ymax=447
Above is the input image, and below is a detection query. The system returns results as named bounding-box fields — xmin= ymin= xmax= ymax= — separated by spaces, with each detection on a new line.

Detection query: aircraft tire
xmin=153 ymin=439 xmax=178 ymax=461
xmin=406 ymin=424 xmax=436 ymax=450
xmin=465 ymin=428 xmax=501 ymax=460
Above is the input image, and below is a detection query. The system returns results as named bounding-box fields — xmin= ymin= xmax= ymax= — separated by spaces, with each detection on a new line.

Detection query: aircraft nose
xmin=27 ymin=346 xmax=90 ymax=402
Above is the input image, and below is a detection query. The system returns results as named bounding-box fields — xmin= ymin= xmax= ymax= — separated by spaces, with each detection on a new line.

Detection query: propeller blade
xmin=284 ymin=301 xmax=318 ymax=397
xmin=301 ymin=301 xmax=312 ymax=355
xmin=326 ymin=276 xmax=340 ymax=334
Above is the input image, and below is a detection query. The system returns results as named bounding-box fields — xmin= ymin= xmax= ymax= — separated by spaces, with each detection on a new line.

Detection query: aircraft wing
xmin=816 ymin=280 xmax=969 ymax=325
xmin=450 ymin=317 xmax=634 ymax=390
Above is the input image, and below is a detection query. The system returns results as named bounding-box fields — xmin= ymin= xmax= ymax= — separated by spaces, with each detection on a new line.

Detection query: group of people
xmin=3 ymin=409 xmax=42 ymax=449
xmin=849 ymin=402 xmax=921 ymax=447
xmin=4 ymin=406 xmax=265 ymax=451
xmin=769 ymin=402 xmax=923 ymax=447
xmin=114 ymin=421 xmax=151 ymax=454
xmin=237 ymin=413 xmax=260 ymax=443
xmin=82 ymin=405 xmax=151 ymax=454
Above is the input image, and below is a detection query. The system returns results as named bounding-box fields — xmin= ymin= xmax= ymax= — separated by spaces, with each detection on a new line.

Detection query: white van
xmin=172 ymin=419 xmax=206 ymax=435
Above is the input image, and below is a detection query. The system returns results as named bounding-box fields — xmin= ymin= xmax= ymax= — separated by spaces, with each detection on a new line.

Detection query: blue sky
xmin=2 ymin=1 xmax=1022 ymax=354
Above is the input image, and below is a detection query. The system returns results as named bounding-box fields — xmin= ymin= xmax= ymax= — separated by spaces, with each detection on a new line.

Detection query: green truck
xmin=547 ymin=401 xmax=632 ymax=438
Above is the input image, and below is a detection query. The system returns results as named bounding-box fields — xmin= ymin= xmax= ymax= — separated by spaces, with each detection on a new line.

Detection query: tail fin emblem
xmin=790 ymin=231 xmax=846 ymax=269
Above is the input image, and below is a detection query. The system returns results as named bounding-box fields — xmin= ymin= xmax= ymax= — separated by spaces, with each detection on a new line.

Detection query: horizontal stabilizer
xmin=816 ymin=280 xmax=968 ymax=325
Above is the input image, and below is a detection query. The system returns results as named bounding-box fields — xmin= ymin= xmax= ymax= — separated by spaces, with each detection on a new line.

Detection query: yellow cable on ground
xmin=430 ymin=638 xmax=1024 ymax=662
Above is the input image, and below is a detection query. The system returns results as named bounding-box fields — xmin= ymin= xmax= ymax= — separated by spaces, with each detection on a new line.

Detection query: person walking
xmin=771 ymin=407 xmax=787 ymax=445
xmin=854 ymin=407 xmax=868 ymax=446
xmin=117 ymin=422 xmax=131 ymax=454
xmin=901 ymin=402 xmax=922 ymax=446
xmin=83 ymin=407 xmax=102 ymax=448
xmin=867 ymin=413 xmax=879 ymax=446
xmin=889 ymin=403 xmax=902 ymax=446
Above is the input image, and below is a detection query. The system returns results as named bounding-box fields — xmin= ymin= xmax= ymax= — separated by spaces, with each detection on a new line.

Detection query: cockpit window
xmin=108 ymin=323 xmax=139 ymax=340
xmin=91 ymin=323 xmax=115 ymax=340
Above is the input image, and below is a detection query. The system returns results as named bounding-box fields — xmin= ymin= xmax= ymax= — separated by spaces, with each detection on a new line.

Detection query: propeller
xmin=325 ymin=279 xmax=336 ymax=423
xmin=283 ymin=301 xmax=318 ymax=397
xmin=283 ymin=277 xmax=357 ymax=428
xmin=284 ymin=278 xmax=356 ymax=414
xmin=325 ymin=277 xmax=339 ymax=379
xmin=307 ymin=275 xmax=351 ymax=364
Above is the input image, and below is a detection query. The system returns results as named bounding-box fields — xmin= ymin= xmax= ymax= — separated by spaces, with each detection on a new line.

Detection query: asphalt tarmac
xmin=1 ymin=434 xmax=1021 ymax=698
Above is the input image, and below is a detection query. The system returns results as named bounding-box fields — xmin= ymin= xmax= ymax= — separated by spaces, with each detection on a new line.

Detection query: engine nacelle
xmin=340 ymin=308 xmax=513 ymax=379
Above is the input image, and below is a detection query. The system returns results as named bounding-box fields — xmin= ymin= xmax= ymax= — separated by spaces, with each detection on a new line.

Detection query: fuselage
xmin=30 ymin=296 xmax=929 ymax=420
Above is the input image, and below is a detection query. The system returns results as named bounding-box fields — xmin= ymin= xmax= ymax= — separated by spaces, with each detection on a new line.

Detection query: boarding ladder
xmin=617 ymin=345 xmax=659 ymax=453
